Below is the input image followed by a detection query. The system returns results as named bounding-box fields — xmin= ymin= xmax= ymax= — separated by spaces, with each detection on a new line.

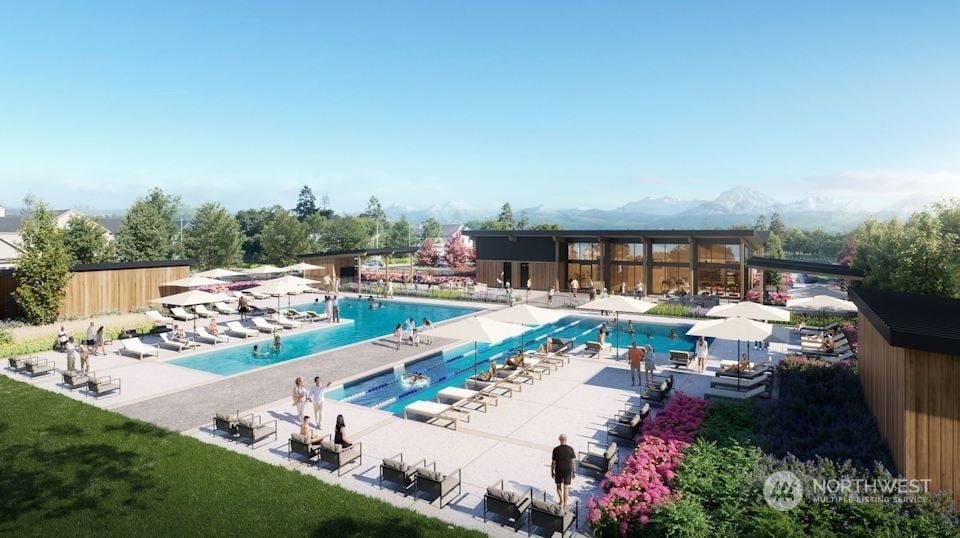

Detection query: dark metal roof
xmin=849 ymin=287 xmax=960 ymax=357
xmin=0 ymin=215 xmax=25 ymax=233
xmin=746 ymin=256 xmax=864 ymax=278
xmin=464 ymin=228 xmax=769 ymax=248
xmin=299 ymin=247 xmax=418 ymax=260
xmin=72 ymin=259 xmax=192 ymax=272
xmin=97 ymin=217 xmax=124 ymax=234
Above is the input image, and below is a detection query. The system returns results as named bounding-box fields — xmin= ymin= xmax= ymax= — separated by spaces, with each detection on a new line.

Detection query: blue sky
xmin=1 ymin=1 xmax=958 ymax=214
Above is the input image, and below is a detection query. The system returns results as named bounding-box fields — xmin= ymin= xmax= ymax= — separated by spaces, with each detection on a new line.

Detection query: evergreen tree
xmin=763 ymin=234 xmax=785 ymax=289
xmin=497 ymin=203 xmax=515 ymax=229
xmin=754 ymin=215 xmax=767 ymax=231
xmin=516 ymin=211 xmax=529 ymax=231
xmin=261 ymin=209 xmax=310 ymax=266
xmin=443 ymin=230 xmax=471 ymax=268
xmin=63 ymin=215 xmax=115 ymax=265
xmin=420 ymin=218 xmax=441 ymax=241
xmin=387 ymin=217 xmax=413 ymax=248
xmin=769 ymin=212 xmax=785 ymax=237
xmin=183 ymin=202 xmax=243 ymax=270
xmin=318 ymin=194 xmax=334 ymax=218
xmin=294 ymin=186 xmax=318 ymax=221
xmin=416 ymin=237 xmax=439 ymax=267
xmin=13 ymin=197 xmax=71 ymax=324
xmin=116 ymin=188 xmax=180 ymax=261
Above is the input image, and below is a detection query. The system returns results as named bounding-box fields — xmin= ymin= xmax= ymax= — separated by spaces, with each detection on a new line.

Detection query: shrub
xmin=648 ymin=304 xmax=702 ymax=319
xmin=0 ymin=324 xmax=153 ymax=357
xmin=642 ymin=393 xmax=711 ymax=444
xmin=696 ymin=399 xmax=757 ymax=447
xmin=646 ymin=496 xmax=711 ymax=537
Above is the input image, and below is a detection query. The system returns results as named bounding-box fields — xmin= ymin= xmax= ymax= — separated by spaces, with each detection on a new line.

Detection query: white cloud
xmin=801 ymin=169 xmax=960 ymax=211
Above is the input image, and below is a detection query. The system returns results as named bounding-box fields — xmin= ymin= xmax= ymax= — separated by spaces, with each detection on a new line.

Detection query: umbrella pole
xmin=616 ymin=311 xmax=620 ymax=358
xmin=474 ymin=341 xmax=478 ymax=379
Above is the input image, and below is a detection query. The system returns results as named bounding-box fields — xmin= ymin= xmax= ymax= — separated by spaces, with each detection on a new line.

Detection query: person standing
xmin=551 ymin=434 xmax=577 ymax=508
xmin=394 ymin=324 xmax=403 ymax=350
xmin=292 ymin=377 xmax=309 ymax=421
xmin=56 ymin=326 xmax=68 ymax=352
xmin=65 ymin=336 xmax=77 ymax=372
xmin=78 ymin=344 xmax=90 ymax=373
xmin=331 ymin=295 xmax=340 ymax=323
xmin=324 ymin=295 xmax=333 ymax=322
xmin=526 ymin=278 xmax=532 ymax=301
xmin=323 ymin=274 xmax=332 ymax=292
xmin=644 ymin=345 xmax=657 ymax=384
xmin=85 ymin=322 xmax=96 ymax=352
xmin=570 ymin=278 xmax=579 ymax=299
xmin=94 ymin=326 xmax=106 ymax=356
xmin=238 ymin=295 xmax=250 ymax=321
xmin=628 ymin=342 xmax=644 ymax=386
xmin=308 ymin=377 xmax=331 ymax=429
xmin=695 ymin=336 xmax=709 ymax=373
xmin=547 ymin=286 xmax=554 ymax=306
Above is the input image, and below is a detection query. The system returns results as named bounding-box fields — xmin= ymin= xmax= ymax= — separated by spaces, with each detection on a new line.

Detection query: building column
xmin=644 ymin=239 xmax=652 ymax=295
xmin=689 ymin=237 xmax=698 ymax=294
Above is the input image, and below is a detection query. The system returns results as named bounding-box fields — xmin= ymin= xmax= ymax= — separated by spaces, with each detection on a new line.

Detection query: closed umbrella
xmin=425 ymin=317 xmax=526 ymax=377
xmin=578 ymin=296 xmax=657 ymax=355
xmin=687 ymin=317 xmax=774 ymax=390
xmin=484 ymin=304 xmax=566 ymax=353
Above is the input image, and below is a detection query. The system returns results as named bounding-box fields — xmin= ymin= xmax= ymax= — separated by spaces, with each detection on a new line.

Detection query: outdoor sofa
xmin=484 ymin=479 xmax=531 ymax=530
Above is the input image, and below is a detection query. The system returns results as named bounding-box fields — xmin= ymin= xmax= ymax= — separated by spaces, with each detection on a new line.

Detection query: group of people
xmin=313 ymin=295 xmax=341 ymax=323
xmin=392 ymin=318 xmax=432 ymax=350
xmin=627 ymin=342 xmax=658 ymax=385
xmin=252 ymin=333 xmax=282 ymax=357
xmin=56 ymin=322 xmax=106 ymax=373
xmin=292 ymin=376 xmax=352 ymax=448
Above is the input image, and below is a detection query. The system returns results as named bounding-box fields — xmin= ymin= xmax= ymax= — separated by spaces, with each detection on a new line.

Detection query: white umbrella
xmin=162 ymin=275 xmax=226 ymax=288
xmin=578 ymin=296 xmax=658 ymax=352
xmin=246 ymin=280 xmax=311 ymax=311
xmin=150 ymin=290 xmax=232 ymax=333
xmin=484 ymin=304 xmax=567 ymax=354
xmin=426 ymin=317 xmax=527 ymax=377
xmin=244 ymin=265 xmax=284 ymax=275
xmin=786 ymin=295 xmax=857 ymax=313
xmin=706 ymin=302 xmax=791 ymax=322
xmin=282 ymin=262 xmax=324 ymax=273
xmin=787 ymin=284 xmax=847 ymax=300
xmin=269 ymin=274 xmax=321 ymax=286
xmin=687 ymin=317 xmax=774 ymax=390
xmin=194 ymin=268 xmax=245 ymax=279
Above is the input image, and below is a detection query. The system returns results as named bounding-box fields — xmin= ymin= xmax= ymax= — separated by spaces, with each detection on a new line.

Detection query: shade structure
xmin=578 ymin=296 xmax=658 ymax=353
xmin=150 ymin=289 xmax=231 ymax=307
xmin=282 ymin=262 xmax=325 ymax=272
xmin=267 ymin=274 xmax=321 ymax=286
xmin=706 ymin=301 xmax=791 ymax=322
xmin=786 ymin=295 xmax=857 ymax=313
xmin=244 ymin=265 xmax=284 ymax=275
xmin=687 ymin=317 xmax=774 ymax=341
xmin=484 ymin=304 xmax=566 ymax=326
xmin=246 ymin=279 xmax=313 ymax=310
xmin=161 ymin=275 xmax=226 ymax=288
xmin=425 ymin=317 xmax=527 ymax=377
xmin=194 ymin=268 xmax=245 ymax=279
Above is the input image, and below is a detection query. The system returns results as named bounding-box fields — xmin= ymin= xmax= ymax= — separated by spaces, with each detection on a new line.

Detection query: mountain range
xmin=384 ymin=186 xmax=941 ymax=232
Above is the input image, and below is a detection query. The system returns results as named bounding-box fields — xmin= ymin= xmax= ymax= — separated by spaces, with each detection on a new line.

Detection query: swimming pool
xmin=168 ymin=298 xmax=478 ymax=376
xmin=331 ymin=317 xmax=698 ymax=415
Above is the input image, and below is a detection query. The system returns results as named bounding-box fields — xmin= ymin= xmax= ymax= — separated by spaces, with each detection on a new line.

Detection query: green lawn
xmin=0 ymin=376 xmax=483 ymax=537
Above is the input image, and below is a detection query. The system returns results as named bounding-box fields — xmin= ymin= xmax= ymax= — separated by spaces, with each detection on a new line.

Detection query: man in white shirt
xmin=308 ymin=376 xmax=332 ymax=428
xmin=331 ymin=295 xmax=340 ymax=323
xmin=65 ymin=337 xmax=77 ymax=372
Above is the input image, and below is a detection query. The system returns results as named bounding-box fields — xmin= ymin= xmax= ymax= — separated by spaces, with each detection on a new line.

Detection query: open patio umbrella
xmin=706 ymin=301 xmax=791 ymax=322
xmin=150 ymin=289 xmax=232 ymax=334
xmin=578 ymin=296 xmax=657 ymax=354
xmin=282 ymin=262 xmax=324 ymax=273
xmin=244 ymin=265 xmax=284 ymax=276
xmin=483 ymin=304 xmax=566 ymax=353
xmin=785 ymin=295 xmax=857 ymax=313
xmin=424 ymin=317 xmax=526 ymax=377
xmin=245 ymin=279 xmax=311 ymax=311
xmin=162 ymin=275 xmax=226 ymax=288
xmin=194 ymin=268 xmax=245 ymax=279
xmin=687 ymin=317 xmax=774 ymax=390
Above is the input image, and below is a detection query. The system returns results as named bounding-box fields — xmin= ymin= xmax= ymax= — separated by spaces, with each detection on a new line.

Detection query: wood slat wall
xmin=60 ymin=266 xmax=190 ymax=318
xmin=526 ymin=262 xmax=558 ymax=290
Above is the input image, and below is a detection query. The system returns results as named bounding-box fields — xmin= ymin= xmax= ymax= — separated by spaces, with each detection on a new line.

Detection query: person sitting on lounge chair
xmin=299 ymin=415 xmax=322 ymax=443
xmin=822 ymin=334 xmax=835 ymax=353
xmin=476 ymin=359 xmax=497 ymax=381
xmin=504 ymin=352 xmax=524 ymax=369
xmin=173 ymin=325 xmax=188 ymax=344
xmin=207 ymin=318 xmax=221 ymax=337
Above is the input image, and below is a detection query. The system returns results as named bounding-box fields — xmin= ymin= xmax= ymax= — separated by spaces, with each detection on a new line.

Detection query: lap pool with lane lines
xmin=167 ymin=298 xmax=479 ymax=376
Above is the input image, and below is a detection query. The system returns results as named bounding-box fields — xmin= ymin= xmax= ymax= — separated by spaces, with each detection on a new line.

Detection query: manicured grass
xmin=0 ymin=376 xmax=482 ymax=537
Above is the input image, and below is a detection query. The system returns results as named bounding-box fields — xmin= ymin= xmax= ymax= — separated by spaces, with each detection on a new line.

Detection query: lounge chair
xmin=270 ymin=314 xmax=302 ymax=329
xmin=704 ymin=384 xmax=768 ymax=401
xmin=251 ymin=317 xmax=281 ymax=333
xmin=584 ymin=341 xmax=611 ymax=357
xmin=317 ymin=435 xmax=362 ymax=476
xmin=668 ymin=350 xmax=695 ymax=368
xmin=415 ymin=463 xmax=462 ymax=508
xmin=213 ymin=302 xmax=237 ymax=315
xmin=194 ymin=304 xmax=215 ymax=318
xmin=529 ymin=493 xmax=579 ymax=538
xmin=403 ymin=401 xmax=465 ymax=429
xmin=145 ymin=310 xmax=174 ymax=325
xmin=484 ymin=479 xmax=531 ymax=530
xmin=288 ymin=433 xmax=322 ymax=463
xmin=496 ymin=364 xmax=536 ymax=384
xmin=380 ymin=453 xmax=425 ymax=495
xmin=802 ymin=343 xmax=851 ymax=358
xmin=302 ymin=311 xmax=327 ymax=322
xmin=194 ymin=327 xmax=229 ymax=344
xmin=607 ymin=408 xmax=645 ymax=444
xmin=711 ymin=370 xmax=772 ymax=390
xmin=119 ymin=337 xmax=159 ymax=359
xmin=281 ymin=309 xmax=308 ymax=320
xmin=618 ymin=402 xmax=650 ymax=424
xmin=249 ymin=291 xmax=270 ymax=300
xmin=435 ymin=388 xmax=489 ymax=413
xmin=170 ymin=307 xmax=197 ymax=321
xmin=61 ymin=369 xmax=89 ymax=390
xmin=213 ymin=410 xmax=240 ymax=438
xmin=519 ymin=357 xmax=552 ymax=375
xmin=237 ymin=414 xmax=278 ymax=448
xmin=159 ymin=332 xmax=198 ymax=351
xmin=719 ymin=359 xmax=756 ymax=372
xmin=464 ymin=379 xmax=515 ymax=397
xmin=8 ymin=356 xmax=31 ymax=372
xmin=226 ymin=321 xmax=258 ymax=338
xmin=821 ymin=349 xmax=856 ymax=362
xmin=798 ymin=322 xmax=840 ymax=336
xmin=578 ymin=441 xmax=618 ymax=477
xmin=23 ymin=358 xmax=55 ymax=377
xmin=438 ymin=386 xmax=499 ymax=407
xmin=86 ymin=374 xmax=121 ymax=398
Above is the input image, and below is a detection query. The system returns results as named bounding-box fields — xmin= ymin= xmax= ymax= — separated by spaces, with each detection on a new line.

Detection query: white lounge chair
xmin=194 ymin=327 xmax=229 ymax=344
xmin=158 ymin=332 xmax=198 ymax=351
xmin=281 ymin=309 xmax=308 ymax=320
xmin=704 ymin=384 xmax=767 ymax=401
xmin=437 ymin=387 xmax=497 ymax=409
xmin=119 ymin=337 xmax=159 ymax=359
xmin=251 ymin=317 xmax=281 ymax=333
xmin=146 ymin=310 xmax=173 ymax=325
xmin=302 ymin=311 xmax=327 ymax=321
xmin=249 ymin=291 xmax=270 ymax=300
xmin=226 ymin=321 xmax=258 ymax=338
xmin=403 ymin=401 xmax=466 ymax=429
xmin=194 ymin=304 xmax=215 ymax=318
xmin=270 ymin=314 xmax=302 ymax=329
xmin=170 ymin=307 xmax=197 ymax=321
xmin=213 ymin=302 xmax=237 ymax=315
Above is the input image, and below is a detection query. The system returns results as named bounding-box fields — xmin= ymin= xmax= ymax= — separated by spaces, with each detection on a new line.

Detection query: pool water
xmin=332 ymin=317 xmax=698 ymax=415
xmin=168 ymin=298 xmax=478 ymax=376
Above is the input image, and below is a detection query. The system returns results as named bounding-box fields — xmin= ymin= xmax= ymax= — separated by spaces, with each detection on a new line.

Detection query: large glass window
xmin=566 ymin=263 xmax=600 ymax=288
xmin=567 ymin=242 xmax=600 ymax=261
xmin=651 ymin=243 xmax=690 ymax=264
xmin=651 ymin=267 xmax=691 ymax=295
xmin=611 ymin=243 xmax=644 ymax=262
xmin=697 ymin=244 xmax=740 ymax=264
xmin=611 ymin=264 xmax=644 ymax=294
xmin=697 ymin=267 xmax=742 ymax=297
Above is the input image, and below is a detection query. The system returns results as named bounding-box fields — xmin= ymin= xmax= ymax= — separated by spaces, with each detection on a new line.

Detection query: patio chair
xmin=145 ymin=310 xmax=174 ymax=325
xmin=237 ymin=414 xmax=278 ymax=448
xmin=119 ymin=337 xmax=159 ymax=359
xmin=318 ymin=435 xmax=362 ymax=476
xmin=158 ymin=332 xmax=198 ymax=352
xmin=668 ymin=350 xmax=695 ymax=368
xmin=414 ymin=462 xmax=462 ymax=508
xmin=7 ymin=355 xmax=31 ymax=372
xmin=618 ymin=402 xmax=650 ymax=424
xmin=464 ymin=378 xmax=515 ymax=397
xmin=213 ymin=410 xmax=241 ymax=438
xmin=194 ymin=304 xmax=215 ymax=318
xmin=380 ymin=453 xmax=425 ymax=495
xmin=302 ymin=311 xmax=328 ymax=322
xmin=194 ymin=327 xmax=229 ymax=344
xmin=584 ymin=341 xmax=611 ymax=358
xmin=483 ymin=479 xmax=531 ymax=530
xmin=496 ymin=367 xmax=536 ymax=385
xmin=281 ymin=309 xmax=308 ymax=320
xmin=226 ymin=321 xmax=258 ymax=338
xmin=288 ymin=433 xmax=322 ymax=463
xmin=711 ymin=370 xmax=772 ymax=391
xmin=23 ymin=358 xmax=55 ymax=377
xmin=61 ymin=369 xmax=89 ymax=390
xmin=438 ymin=386 xmax=498 ymax=408
xmin=528 ymin=492 xmax=579 ymax=538
xmin=578 ymin=441 xmax=618 ymax=477
xmin=170 ymin=307 xmax=196 ymax=321
xmin=607 ymin=409 xmax=644 ymax=445
xmin=251 ymin=317 xmax=281 ymax=333
xmin=403 ymin=401 xmax=465 ymax=430
xmin=640 ymin=378 xmax=671 ymax=407
xmin=86 ymin=374 xmax=121 ymax=398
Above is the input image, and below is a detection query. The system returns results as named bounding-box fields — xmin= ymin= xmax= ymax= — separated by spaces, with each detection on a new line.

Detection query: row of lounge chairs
xmin=213 ymin=410 xmax=279 ymax=449
xmin=7 ymin=357 xmax=122 ymax=398
xmin=288 ymin=431 xmax=363 ymax=476
xmin=704 ymin=363 xmax=773 ymax=400
xmin=483 ymin=480 xmax=579 ymax=536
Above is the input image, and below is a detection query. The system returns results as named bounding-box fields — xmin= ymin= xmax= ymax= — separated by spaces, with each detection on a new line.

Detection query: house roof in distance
xmin=849 ymin=287 xmax=960 ymax=357
xmin=298 ymin=246 xmax=418 ymax=260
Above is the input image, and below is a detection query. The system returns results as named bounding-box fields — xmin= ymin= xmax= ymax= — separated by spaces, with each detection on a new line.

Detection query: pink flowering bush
xmin=587 ymin=393 xmax=710 ymax=537
xmin=767 ymin=291 xmax=789 ymax=305
xmin=745 ymin=289 xmax=761 ymax=302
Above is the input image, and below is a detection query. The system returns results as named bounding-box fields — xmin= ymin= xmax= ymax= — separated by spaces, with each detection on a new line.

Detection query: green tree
xmin=236 ymin=206 xmax=281 ymax=262
xmin=63 ymin=216 xmax=115 ymax=265
xmin=516 ymin=211 xmax=529 ymax=231
xmin=13 ymin=197 xmax=71 ymax=324
xmin=769 ymin=212 xmax=785 ymax=238
xmin=754 ymin=215 xmax=767 ymax=231
xmin=294 ymin=186 xmax=318 ymax=221
xmin=387 ymin=217 xmax=413 ymax=248
xmin=116 ymin=188 xmax=180 ymax=261
xmin=763 ymin=234 xmax=785 ymax=288
xmin=261 ymin=209 xmax=310 ymax=266
xmin=183 ymin=203 xmax=243 ymax=270
xmin=316 ymin=216 xmax=372 ymax=252
xmin=362 ymin=196 xmax=388 ymax=247
xmin=531 ymin=222 xmax=562 ymax=231
xmin=318 ymin=194 xmax=334 ymax=218
xmin=497 ymin=203 xmax=515 ymax=229
xmin=420 ymin=218 xmax=441 ymax=241
xmin=891 ymin=211 xmax=956 ymax=296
